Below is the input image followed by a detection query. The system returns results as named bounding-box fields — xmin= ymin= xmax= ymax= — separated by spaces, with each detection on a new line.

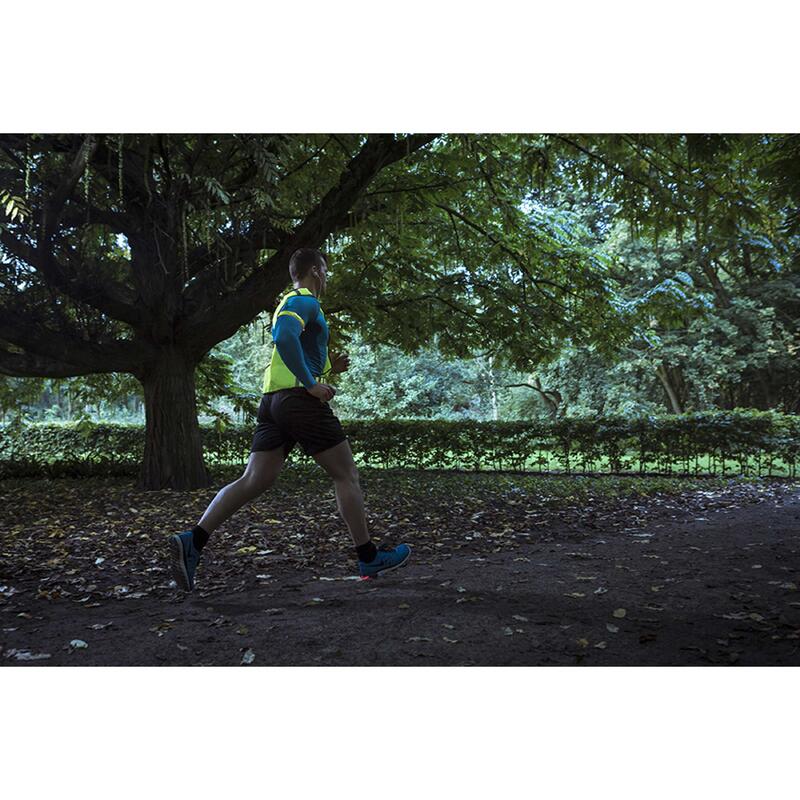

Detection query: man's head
xmin=289 ymin=248 xmax=329 ymax=297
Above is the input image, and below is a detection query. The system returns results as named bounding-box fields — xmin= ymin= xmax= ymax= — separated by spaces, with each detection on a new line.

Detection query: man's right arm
xmin=272 ymin=296 xmax=319 ymax=389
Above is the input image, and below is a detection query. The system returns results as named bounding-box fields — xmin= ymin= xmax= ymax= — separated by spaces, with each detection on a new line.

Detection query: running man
xmin=169 ymin=247 xmax=411 ymax=591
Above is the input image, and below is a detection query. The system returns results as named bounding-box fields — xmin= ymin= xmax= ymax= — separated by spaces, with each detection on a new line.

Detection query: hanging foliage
xmin=117 ymin=134 xmax=124 ymax=205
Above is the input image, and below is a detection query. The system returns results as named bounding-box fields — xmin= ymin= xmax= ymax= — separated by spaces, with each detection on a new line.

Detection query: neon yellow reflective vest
xmin=261 ymin=287 xmax=333 ymax=393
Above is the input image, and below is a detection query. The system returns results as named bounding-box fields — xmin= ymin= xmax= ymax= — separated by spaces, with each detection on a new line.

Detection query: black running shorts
xmin=250 ymin=388 xmax=348 ymax=458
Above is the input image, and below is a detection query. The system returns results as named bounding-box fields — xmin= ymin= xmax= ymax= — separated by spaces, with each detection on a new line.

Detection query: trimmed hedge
xmin=1 ymin=409 xmax=798 ymax=479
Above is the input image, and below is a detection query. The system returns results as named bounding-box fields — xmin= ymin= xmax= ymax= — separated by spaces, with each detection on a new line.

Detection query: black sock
xmin=356 ymin=540 xmax=377 ymax=563
xmin=192 ymin=525 xmax=210 ymax=552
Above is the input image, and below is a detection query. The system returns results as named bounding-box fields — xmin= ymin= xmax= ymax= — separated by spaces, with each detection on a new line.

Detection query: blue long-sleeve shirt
xmin=272 ymin=293 xmax=330 ymax=389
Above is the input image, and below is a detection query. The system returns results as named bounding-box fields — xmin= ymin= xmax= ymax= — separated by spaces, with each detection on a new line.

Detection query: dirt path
xmin=3 ymin=477 xmax=799 ymax=666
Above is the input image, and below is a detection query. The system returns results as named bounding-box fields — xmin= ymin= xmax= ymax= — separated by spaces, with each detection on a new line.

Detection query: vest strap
xmin=276 ymin=310 xmax=305 ymax=329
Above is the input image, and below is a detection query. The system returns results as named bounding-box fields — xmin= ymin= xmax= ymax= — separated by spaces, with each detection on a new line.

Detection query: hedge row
xmin=1 ymin=409 xmax=798 ymax=479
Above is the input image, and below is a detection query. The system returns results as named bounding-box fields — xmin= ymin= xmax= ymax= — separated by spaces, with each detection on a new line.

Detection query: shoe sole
xmin=360 ymin=548 xmax=411 ymax=580
xmin=170 ymin=535 xmax=192 ymax=591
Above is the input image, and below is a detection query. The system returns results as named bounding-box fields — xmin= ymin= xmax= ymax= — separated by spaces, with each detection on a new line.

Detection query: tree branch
xmin=502 ymin=380 xmax=561 ymax=415
xmin=0 ymin=229 xmax=145 ymax=329
xmin=553 ymin=135 xmax=695 ymax=216
xmin=502 ymin=381 xmax=560 ymax=401
xmin=40 ymin=135 xmax=98 ymax=241
xmin=374 ymin=290 xmax=483 ymax=323
xmin=90 ymin=136 xmax=162 ymax=215
xmin=432 ymin=202 xmax=570 ymax=309
xmin=176 ymin=134 xmax=440 ymax=356
xmin=181 ymin=219 xmax=291 ymax=302
xmin=0 ymin=305 xmax=151 ymax=375
xmin=58 ymin=200 xmax=139 ymax=237
xmin=0 ymin=344 xmax=108 ymax=378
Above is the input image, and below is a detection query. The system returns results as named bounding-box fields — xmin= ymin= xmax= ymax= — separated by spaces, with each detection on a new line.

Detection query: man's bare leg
xmin=311 ymin=439 xmax=369 ymax=546
xmin=170 ymin=447 xmax=289 ymax=591
xmin=197 ymin=447 xmax=287 ymax=535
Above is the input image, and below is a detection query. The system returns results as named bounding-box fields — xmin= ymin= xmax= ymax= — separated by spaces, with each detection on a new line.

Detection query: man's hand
xmin=329 ymin=352 xmax=351 ymax=374
xmin=308 ymin=382 xmax=336 ymax=403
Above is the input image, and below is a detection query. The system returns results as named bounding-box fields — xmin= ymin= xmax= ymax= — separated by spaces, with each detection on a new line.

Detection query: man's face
xmin=318 ymin=263 xmax=329 ymax=294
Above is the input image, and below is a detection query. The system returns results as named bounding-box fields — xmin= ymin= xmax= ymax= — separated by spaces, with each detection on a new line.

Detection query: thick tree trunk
xmin=137 ymin=348 xmax=211 ymax=490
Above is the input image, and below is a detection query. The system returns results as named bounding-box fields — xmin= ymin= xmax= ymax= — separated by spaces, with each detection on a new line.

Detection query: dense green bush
xmin=0 ymin=409 xmax=797 ymax=480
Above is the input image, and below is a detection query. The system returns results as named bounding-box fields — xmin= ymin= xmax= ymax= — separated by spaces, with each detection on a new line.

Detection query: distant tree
xmin=545 ymin=134 xmax=800 ymax=412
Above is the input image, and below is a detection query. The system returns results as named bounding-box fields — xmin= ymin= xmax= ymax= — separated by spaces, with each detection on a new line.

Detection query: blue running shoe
xmin=170 ymin=530 xmax=201 ymax=591
xmin=358 ymin=543 xmax=411 ymax=579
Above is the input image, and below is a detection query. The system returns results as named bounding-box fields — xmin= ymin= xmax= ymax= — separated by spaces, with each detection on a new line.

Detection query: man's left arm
xmin=321 ymin=353 xmax=334 ymax=383
xmin=321 ymin=351 xmax=350 ymax=383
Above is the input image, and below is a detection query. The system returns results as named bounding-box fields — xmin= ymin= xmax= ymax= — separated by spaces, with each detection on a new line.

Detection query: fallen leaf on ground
xmin=5 ymin=649 xmax=51 ymax=661
xmin=612 ymin=608 xmax=627 ymax=619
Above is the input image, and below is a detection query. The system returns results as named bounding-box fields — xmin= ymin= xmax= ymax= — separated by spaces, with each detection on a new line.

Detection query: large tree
xmin=0 ymin=134 xmax=443 ymax=488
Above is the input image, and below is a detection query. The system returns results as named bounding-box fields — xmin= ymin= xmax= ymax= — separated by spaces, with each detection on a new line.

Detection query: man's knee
xmin=241 ymin=471 xmax=276 ymax=495
xmin=333 ymin=470 xmax=360 ymax=487
xmin=313 ymin=439 xmax=359 ymax=483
